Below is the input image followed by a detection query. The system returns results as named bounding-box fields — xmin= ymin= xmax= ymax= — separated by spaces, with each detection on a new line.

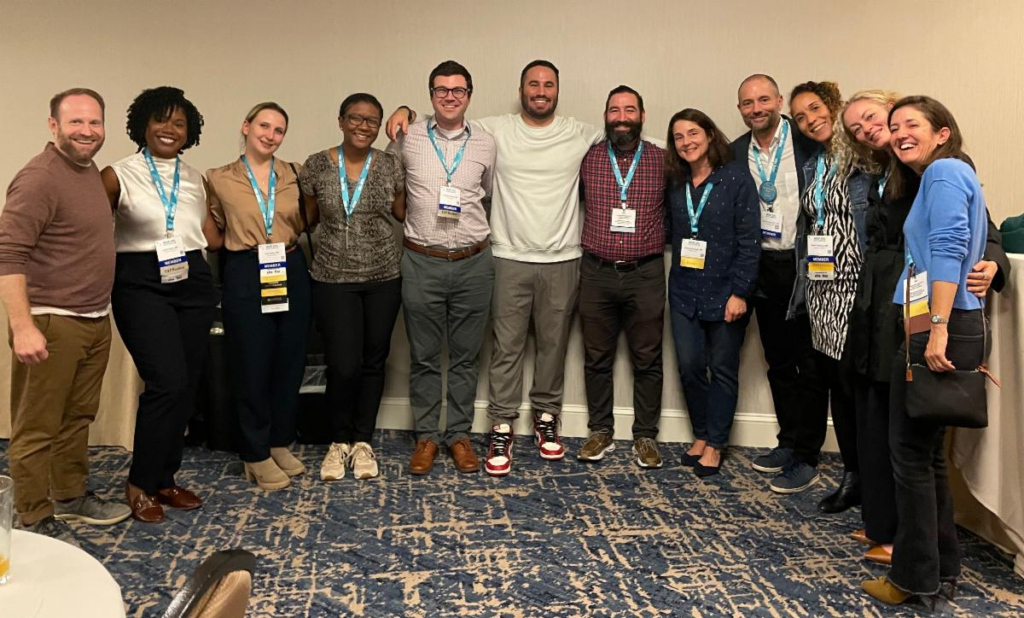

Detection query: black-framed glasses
xmin=344 ymin=114 xmax=382 ymax=130
xmin=431 ymin=87 xmax=470 ymax=100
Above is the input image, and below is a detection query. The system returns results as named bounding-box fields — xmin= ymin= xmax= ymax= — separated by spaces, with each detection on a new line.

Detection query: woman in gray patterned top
xmin=299 ymin=93 xmax=406 ymax=482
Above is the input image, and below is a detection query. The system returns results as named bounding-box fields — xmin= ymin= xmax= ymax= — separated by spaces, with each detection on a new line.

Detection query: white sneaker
xmin=321 ymin=443 xmax=350 ymax=481
xmin=349 ymin=442 xmax=379 ymax=480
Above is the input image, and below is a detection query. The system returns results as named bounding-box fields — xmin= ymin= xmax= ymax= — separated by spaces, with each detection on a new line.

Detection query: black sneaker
xmin=752 ymin=447 xmax=793 ymax=474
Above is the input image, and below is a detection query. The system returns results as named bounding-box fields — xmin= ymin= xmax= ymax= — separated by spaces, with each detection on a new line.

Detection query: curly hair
xmin=790 ymin=81 xmax=843 ymax=118
xmin=790 ymin=80 xmax=856 ymax=178
xmin=125 ymin=86 xmax=203 ymax=153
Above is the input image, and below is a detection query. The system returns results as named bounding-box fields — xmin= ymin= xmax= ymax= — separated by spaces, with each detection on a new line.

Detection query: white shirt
xmin=747 ymin=119 xmax=801 ymax=250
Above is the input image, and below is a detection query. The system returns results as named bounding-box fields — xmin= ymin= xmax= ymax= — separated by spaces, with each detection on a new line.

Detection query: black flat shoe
xmin=681 ymin=452 xmax=702 ymax=466
xmin=694 ymin=462 xmax=721 ymax=477
xmin=819 ymin=471 xmax=861 ymax=513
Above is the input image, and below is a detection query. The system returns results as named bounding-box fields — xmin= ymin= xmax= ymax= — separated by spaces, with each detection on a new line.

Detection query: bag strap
xmin=288 ymin=162 xmax=314 ymax=259
xmin=904 ymin=266 xmax=912 ymax=382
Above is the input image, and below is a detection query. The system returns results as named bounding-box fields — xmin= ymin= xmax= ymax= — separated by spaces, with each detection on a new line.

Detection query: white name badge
xmin=806 ymin=234 xmax=835 ymax=281
xmin=155 ymin=236 xmax=188 ymax=284
xmin=258 ymin=242 xmax=289 ymax=313
xmin=438 ymin=185 xmax=462 ymax=219
xmin=680 ymin=238 xmax=707 ymax=270
xmin=761 ymin=210 xmax=783 ymax=239
xmin=902 ymin=270 xmax=930 ymax=314
xmin=610 ymin=206 xmax=637 ymax=233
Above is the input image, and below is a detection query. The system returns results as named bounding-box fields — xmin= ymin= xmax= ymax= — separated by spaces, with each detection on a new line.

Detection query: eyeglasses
xmin=344 ymin=114 xmax=381 ymax=130
xmin=431 ymin=87 xmax=470 ymax=100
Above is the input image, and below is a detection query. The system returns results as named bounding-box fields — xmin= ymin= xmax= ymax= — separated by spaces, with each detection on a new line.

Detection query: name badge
xmin=680 ymin=238 xmax=707 ymax=270
xmin=807 ymin=234 xmax=835 ymax=281
xmin=610 ymin=206 xmax=637 ymax=233
xmin=258 ymin=242 xmax=289 ymax=314
xmin=155 ymin=236 xmax=188 ymax=284
xmin=903 ymin=270 xmax=930 ymax=334
xmin=438 ymin=185 xmax=462 ymax=219
xmin=761 ymin=210 xmax=783 ymax=239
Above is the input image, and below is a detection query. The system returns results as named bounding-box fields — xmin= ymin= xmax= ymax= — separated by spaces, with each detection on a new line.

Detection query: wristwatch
xmin=930 ymin=314 xmax=949 ymax=324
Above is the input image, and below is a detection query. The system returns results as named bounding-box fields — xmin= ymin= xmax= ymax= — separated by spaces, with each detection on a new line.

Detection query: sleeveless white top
xmin=111 ymin=152 xmax=208 ymax=253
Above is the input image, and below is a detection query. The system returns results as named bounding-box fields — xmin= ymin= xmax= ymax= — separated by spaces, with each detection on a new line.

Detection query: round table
xmin=0 ymin=530 xmax=126 ymax=618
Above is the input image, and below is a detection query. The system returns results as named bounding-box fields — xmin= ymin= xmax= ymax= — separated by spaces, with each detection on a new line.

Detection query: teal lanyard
xmin=607 ymin=141 xmax=644 ymax=204
xmin=812 ymin=152 xmax=834 ymax=231
xmin=338 ymin=148 xmax=373 ymax=218
xmin=752 ymin=121 xmax=789 ymax=206
xmin=878 ymin=168 xmax=891 ymax=199
xmin=143 ymin=149 xmax=181 ymax=235
xmin=427 ymin=121 xmax=471 ymax=185
xmin=685 ymin=181 xmax=714 ymax=237
xmin=241 ymin=155 xmax=277 ymax=239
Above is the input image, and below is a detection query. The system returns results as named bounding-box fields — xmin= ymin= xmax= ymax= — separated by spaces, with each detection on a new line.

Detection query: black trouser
xmin=855 ymin=376 xmax=897 ymax=544
xmin=112 ymin=250 xmax=216 ymax=495
xmin=816 ymin=351 xmax=859 ymax=473
xmin=222 ymin=249 xmax=311 ymax=463
xmin=312 ymin=277 xmax=402 ymax=444
xmin=578 ymin=253 xmax=664 ymax=439
xmin=888 ymin=309 xmax=984 ymax=595
xmin=751 ymin=250 xmax=829 ymax=466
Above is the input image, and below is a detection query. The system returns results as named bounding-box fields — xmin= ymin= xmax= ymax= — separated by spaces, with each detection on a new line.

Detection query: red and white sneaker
xmin=485 ymin=424 xmax=514 ymax=476
xmin=534 ymin=413 xmax=565 ymax=460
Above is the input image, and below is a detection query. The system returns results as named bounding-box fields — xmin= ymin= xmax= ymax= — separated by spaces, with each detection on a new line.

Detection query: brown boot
xmin=409 ymin=439 xmax=439 ymax=475
xmin=449 ymin=437 xmax=480 ymax=473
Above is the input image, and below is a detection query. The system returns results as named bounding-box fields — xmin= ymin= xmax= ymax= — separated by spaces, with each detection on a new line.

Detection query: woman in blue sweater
xmin=862 ymin=96 xmax=989 ymax=607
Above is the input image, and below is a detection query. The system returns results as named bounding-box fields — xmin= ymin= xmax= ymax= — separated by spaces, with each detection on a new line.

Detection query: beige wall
xmin=1 ymin=0 xmax=1022 ymax=447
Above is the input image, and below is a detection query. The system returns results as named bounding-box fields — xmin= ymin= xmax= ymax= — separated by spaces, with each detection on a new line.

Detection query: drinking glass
xmin=0 ymin=475 xmax=13 ymax=585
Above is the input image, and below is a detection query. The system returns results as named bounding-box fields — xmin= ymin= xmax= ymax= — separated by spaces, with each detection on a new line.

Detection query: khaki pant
xmin=8 ymin=314 xmax=111 ymax=525
xmin=487 ymin=258 xmax=579 ymax=422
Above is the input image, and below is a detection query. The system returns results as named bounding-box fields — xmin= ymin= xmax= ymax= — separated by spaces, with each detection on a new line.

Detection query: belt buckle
xmin=613 ymin=260 xmax=633 ymax=272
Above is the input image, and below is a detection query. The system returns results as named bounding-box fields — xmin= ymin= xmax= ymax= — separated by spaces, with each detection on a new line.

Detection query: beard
xmin=520 ymin=92 xmax=558 ymax=122
xmin=605 ymin=120 xmax=642 ymax=150
xmin=55 ymin=129 xmax=103 ymax=166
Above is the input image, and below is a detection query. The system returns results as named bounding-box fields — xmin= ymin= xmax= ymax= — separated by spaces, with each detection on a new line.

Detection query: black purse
xmin=903 ymin=271 xmax=999 ymax=428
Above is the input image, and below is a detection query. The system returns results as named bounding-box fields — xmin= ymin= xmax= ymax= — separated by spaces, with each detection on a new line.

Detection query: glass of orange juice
xmin=0 ymin=475 xmax=12 ymax=585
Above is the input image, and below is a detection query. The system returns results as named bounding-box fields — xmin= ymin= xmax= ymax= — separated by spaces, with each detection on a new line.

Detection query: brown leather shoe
xmin=449 ymin=437 xmax=480 ymax=473
xmin=864 ymin=544 xmax=893 ymax=565
xmin=156 ymin=486 xmax=202 ymax=510
xmin=409 ymin=439 xmax=439 ymax=475
xmin=126 ymin=483 xmax=164 ymax=524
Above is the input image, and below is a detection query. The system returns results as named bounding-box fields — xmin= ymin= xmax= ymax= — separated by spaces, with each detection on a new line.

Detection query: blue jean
xmin=670 ymin=309 xmax=749 ymax=448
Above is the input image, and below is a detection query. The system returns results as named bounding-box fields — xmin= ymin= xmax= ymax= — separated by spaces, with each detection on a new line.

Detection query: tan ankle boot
xmin=243 ymin=458 xmax=291 ymax=490
xmin=270 ymin=446 xmax=307 ymax=477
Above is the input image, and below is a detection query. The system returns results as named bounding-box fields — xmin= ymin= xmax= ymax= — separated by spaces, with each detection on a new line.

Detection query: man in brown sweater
xmin=0 ymin=88 xmax=130 ymax=540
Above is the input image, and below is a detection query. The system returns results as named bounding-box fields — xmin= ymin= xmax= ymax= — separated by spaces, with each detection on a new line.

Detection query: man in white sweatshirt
xmin=387 ymin=59 xmax=602 ymax=477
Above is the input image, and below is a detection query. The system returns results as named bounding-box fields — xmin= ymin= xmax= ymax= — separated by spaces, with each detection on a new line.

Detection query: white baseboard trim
xmin=374 ymin=397 xmax=839 ymax=451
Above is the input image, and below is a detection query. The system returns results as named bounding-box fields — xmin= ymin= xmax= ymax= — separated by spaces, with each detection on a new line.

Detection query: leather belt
xmin=584 ymin=251 xmax=661 ymax=272
xmin=403 ymin=238 xmax=489 ymax=261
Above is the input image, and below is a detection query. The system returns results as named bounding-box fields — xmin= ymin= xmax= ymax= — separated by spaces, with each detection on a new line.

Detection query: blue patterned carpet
xmin=3 ymin=432 xmax=1023 ymax=616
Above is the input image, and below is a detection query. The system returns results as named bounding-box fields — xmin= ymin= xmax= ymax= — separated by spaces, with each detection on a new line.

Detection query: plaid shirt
xmin=580 ymin=140 xmax=665 ymax=262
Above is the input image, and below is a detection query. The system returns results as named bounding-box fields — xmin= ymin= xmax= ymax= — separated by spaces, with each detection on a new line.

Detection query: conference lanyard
xmin=241 ymin=155 xmax=277 ymax=239
xmin=143 ymin=149 xmax=181 ymax=235
xmin=752 ymin=120 xmax=789 ymax=207
xmin=685 ymin=181 xmax=714 ymax=236
xmin=878 ymin=168 xmax=891 ymax=199
xmin=607 ymin=141 xmax=645 ymax=205
xmin=338 ymin=147 xmax=373 ymax=218
xmin=427 ymin=121 xmax=471 ymax=185
xmin=812 ymin=152 xmax=834 ymax=231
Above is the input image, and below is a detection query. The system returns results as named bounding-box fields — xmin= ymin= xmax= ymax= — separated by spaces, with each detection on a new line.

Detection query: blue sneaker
xmin=752 ymin=447 xmax=793 ymax=474
xmin=769 ymin=462 xmax=820 ymax=494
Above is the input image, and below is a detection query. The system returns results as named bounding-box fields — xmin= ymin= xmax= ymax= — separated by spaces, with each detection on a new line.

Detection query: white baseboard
xmin=375 ymin=397 xmax=839 ymax=451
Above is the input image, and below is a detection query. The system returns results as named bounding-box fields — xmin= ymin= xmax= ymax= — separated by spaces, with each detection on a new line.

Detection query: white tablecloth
xmin=951 ymin=252 xmax=1024 ymax=579
xmin=0 ymin=530 xmax=126 ymax=618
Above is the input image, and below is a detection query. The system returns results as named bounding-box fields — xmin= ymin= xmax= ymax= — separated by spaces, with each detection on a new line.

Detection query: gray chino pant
xmin=402 ymin=247 xmax=494 ymax=446
xmin=487 ymin=257 xmax=580 ymax=422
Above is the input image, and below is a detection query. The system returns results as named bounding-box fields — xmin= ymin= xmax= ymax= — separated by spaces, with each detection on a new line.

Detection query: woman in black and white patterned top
xmin=790 ymin=81 xmax=871 ymax=516
xmin=299 ymin=93 xmax=406 ymax=483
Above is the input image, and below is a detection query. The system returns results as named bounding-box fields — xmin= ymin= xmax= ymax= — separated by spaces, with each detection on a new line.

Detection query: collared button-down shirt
xmin=580 ymin=139 xmax=665 ymax=262
xmin=668 ymin=160 xmax=761 ymax=320
xmin=747 ymin=118 xmax=800 ymax=251
xmin=388 ymin=117 xmax=495 ymax=249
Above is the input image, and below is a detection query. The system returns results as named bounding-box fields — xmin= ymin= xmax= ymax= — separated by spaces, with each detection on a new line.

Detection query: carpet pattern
xmin=3 ymin=432 xmax=1024 ymax=617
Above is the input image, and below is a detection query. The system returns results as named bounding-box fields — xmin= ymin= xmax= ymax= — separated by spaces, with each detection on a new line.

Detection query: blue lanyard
xmin=905 ymin=247 xmax=916 ymax=270
xmin=752 ymin=120 xmax=789 ymax=204
xmin=878 ymin=168 xmax=890 ymax=199
xmin=241 ymin=155 xmax=277 ymax=239
xmin=685 ymin=181 xmax=714 ymax=237
xmin=337 ymin=148 xmax=373 ymax=218
xmin=812 ymin=152 xmax=834 ymax=231
xmin=143 ymin=149 xmax=181 ymax=234
xmin=427 ymin=120 xmax=471 ymax=185
xmin=607 ymin=141 xmax=645 ymax=204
